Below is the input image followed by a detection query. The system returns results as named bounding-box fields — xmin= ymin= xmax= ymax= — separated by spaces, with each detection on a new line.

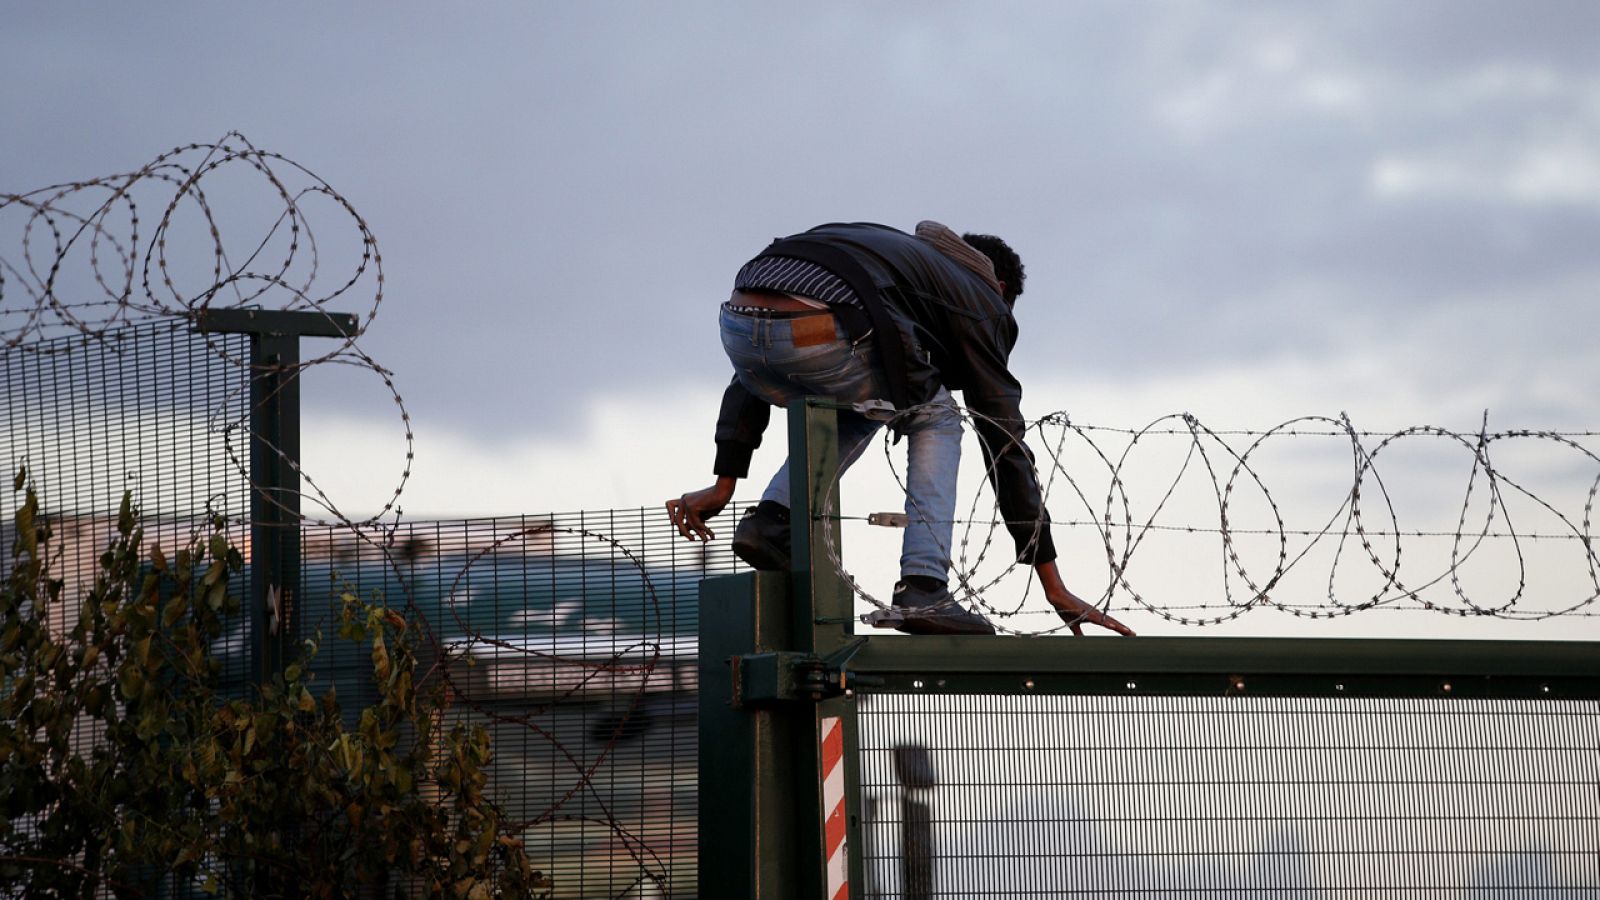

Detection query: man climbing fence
xmin=667 ymin=220 xmax=1133 ymax=637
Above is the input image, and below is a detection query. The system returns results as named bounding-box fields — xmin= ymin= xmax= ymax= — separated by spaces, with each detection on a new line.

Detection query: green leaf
xmin=204 ymin=579 xmax=226 ymax=612
xmin=15 ymin=502 xmax=35 ymax=555
xmin=162 ymin=594 xmax=188 ymax=629
xmin=372 ymin=634 xmax=391 ymax=684
xmin=118 ymin=666 xmax=142 ymax=700
xmin=473 ymin=825 xmax=495 ymax=862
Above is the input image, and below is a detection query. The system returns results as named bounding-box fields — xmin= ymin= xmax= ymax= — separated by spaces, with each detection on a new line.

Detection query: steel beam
xmin=838 ymin=634 xmax=1600 ymax=697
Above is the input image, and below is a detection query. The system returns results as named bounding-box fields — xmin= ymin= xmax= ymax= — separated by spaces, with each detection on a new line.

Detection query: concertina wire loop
xmin=820 ymin=401 xmax=1598 ymax=630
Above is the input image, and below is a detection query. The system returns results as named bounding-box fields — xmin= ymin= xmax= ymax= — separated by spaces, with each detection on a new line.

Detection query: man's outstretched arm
xmin=667 ymin=376 xmax=770 ymax=541
xmin=1035 ymin=560 xmax=1136 ymax=636
xmin=666 ymin=475 xmax=737 ymax=542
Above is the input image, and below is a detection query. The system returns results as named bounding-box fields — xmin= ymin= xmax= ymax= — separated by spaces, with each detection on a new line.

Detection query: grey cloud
xmin=3 ymin=2 xmax=1595 ymax=438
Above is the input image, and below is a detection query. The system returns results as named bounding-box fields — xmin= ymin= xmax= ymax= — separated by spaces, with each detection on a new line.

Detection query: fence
xmin=697 ymin=398 xmax=1600 ymax=898
xmin=298 ymin=513 xmax=738 ymax=897
xmin=0 ymin=314 xmax=731 ymax=897
xmin=8 ymin=311 xmax=1597 ymax=896
xmin=1 ymin=320 xmax=255 ymax=685
xmin=3 ymin=137 xmax=729 ymax=895
xmin=0 ymin=324 xmax=733 ymax=896
xmin=8 ymin=139 xmax=1599 ymax=897
xmin=848 ymin=653 xmax=1599 ymax=895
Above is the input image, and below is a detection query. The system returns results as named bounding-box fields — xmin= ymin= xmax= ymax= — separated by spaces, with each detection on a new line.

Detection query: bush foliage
xmin=0 ymin=474 xmax=549 ymax=898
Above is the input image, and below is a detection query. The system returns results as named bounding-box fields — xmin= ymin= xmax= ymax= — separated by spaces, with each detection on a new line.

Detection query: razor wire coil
xmin=818 ymin=402 xmax=1600 ymax=631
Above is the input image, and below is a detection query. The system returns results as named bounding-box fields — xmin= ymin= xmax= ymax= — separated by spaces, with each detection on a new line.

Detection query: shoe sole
xmin=892 ymin=608 xmax=996 ymax=636
xmin=731 ymin=533 xmax=790 ymax=571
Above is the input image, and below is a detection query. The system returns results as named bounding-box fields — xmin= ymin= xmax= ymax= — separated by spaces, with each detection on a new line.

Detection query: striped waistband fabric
xmin=733 ymin=255 xmax=860 ymax=308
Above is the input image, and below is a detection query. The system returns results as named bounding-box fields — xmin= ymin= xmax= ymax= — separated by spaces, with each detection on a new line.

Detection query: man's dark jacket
xmin=713 ymin=222 xmax=1056 ymax=565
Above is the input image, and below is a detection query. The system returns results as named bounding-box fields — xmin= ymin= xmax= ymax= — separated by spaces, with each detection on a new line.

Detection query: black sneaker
xmin=731 ymin=501 xmax=791 ymax=571
xmin=891 ymin=580 xmax=996 ymax=636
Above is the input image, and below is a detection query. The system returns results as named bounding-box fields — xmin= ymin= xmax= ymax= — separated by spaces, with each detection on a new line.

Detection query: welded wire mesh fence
xmin=0 ymin=309 xmax=732 ymax=895
xmin=856 ymin=691 xmax=1600 ymax=897
xmin=298 ymin=512 xmax=747 ymax=898
xmin=0 ymin=319 xmax=254 ymax=687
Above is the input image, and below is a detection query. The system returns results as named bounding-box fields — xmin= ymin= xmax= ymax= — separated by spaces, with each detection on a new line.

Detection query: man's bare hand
xmin=666 ymin=476 xmax=736 ymax=542
xmin=1035 ymin=560 xmax=1135 ymax=636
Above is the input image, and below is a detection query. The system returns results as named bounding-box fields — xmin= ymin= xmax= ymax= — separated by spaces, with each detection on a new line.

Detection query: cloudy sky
xmin=6 ymin=2 xmax=1598 ymax=637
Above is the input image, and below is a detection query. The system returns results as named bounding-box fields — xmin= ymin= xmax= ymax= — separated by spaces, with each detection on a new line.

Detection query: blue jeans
xmin=719 ymin=305 xmax=961 ymax=581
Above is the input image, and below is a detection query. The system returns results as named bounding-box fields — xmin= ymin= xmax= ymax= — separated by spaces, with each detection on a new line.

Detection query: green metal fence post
xmin=788 ymin=398 xmax=861 ymax=899
xmin=790 ymin=397 xmax=856 ymax=659
xmin=697 ymin=397 xmax=864 ymax=898
xmin=698 ymin=571 xmax=807 ymax=897
xmin=193 ymin=308 xmax=357 ymax=684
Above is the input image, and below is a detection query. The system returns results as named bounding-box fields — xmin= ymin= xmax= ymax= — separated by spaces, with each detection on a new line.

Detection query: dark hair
xmin=962 ymin=233 xmax=1024 ymax=304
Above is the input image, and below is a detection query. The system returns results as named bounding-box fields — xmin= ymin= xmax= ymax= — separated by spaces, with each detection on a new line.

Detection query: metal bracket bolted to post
xmin=731 ymin=651 xmax=830 ymax=707
xmin=730 ymin=637 xmax=877 ymax=708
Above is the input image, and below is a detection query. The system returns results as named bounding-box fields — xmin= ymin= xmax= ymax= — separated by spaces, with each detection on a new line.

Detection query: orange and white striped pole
xmin=820 ymin=714 xmax=850 ymax=900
